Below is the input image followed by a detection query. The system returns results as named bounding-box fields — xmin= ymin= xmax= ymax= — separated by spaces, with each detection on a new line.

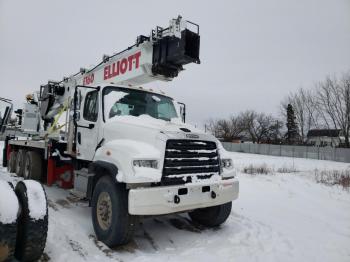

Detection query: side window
xmin=83 ymin=91 xmax=99 ymax=122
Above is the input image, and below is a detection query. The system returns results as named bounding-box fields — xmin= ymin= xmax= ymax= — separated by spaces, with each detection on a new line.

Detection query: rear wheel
xmin=0 ymin=181 xmax=19 ymax=262
xmin=189 ymin=202 xmax=232 ymax=227
xmin=14 ymin=180 xmax=48 ymax=262
xmin=15 ymin=150 xmax=26 ymax=177
xmin=92 ymin=176 xmax=139 ymax=247
xmin=7 ymin=151 xmax=17 ymax=173
xmin=23 ymin=151 xmax=43 ymax=181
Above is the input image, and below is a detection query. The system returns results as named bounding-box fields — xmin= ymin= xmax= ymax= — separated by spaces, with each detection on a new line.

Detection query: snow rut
xmin=228 ymin=212 xmax=294 ymax=260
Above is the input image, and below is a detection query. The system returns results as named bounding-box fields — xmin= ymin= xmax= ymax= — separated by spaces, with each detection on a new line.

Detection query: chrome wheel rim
xmin=96 ymin=192 xmax=112 ymax=230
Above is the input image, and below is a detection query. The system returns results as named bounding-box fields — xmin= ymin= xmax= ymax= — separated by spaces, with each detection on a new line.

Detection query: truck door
xmin=76 ymin=89 xmax=100 ymax=161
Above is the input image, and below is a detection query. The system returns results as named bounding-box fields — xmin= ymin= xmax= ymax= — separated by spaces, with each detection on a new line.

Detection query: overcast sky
xmin=1 ymin=0 xmax=349 ymax=126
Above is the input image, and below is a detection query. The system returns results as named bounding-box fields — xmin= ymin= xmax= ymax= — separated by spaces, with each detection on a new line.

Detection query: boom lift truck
xmin=1 ymin=16 xmax=239 ymax=247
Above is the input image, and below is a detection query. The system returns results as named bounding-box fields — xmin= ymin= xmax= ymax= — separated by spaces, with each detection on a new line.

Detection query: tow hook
xmin=211 ymin=191 xmax=217 ymax=199
xmin=174 ymin=195 xmax=180 ymax=204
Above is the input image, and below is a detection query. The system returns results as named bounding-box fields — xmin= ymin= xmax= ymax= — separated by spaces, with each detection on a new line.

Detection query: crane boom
xmin=39 ymin=15 xmax=200 ymax=123
xmin=75 ymin=16 xmax=200 ymax=86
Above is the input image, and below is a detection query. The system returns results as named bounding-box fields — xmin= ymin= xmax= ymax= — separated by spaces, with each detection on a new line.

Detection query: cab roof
xmin=99 ymin=84 xmax=172 ymax=99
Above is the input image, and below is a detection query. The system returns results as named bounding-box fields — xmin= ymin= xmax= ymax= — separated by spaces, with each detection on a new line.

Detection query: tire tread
xmin=92 ymin=176 xmax=139 ymax=247
xmin=14 ymin=181 xmax=48 ymax=262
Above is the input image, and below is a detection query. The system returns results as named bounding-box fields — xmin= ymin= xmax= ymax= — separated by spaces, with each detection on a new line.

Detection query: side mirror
xmin=178 ymin=102 xmax=186 ymax=123
xmin=76 ymin=90 xmax=82 ymax=110
xmin=73 ymin=89 xmax=82 ymax=123
xmin=75 ymin=111 xmax=81 ymax=122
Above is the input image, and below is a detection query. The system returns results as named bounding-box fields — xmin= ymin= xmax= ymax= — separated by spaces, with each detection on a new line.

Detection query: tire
xmin=0 ymin=181 xmax=19 ymax=262
xmin=92 ymin=176 xmax=139 ymax=247
xmin=15 ymin=150 xmax=26 ymax=177
xmin=14 ymin=180 xmax=48 ymax=262
xmin=189 ymin=202 xmax=232 ymax=227
xmin=7 ymin=151 xmax=17 ymax=173
xmin=23 ymin=151 xmax=43 ymax=181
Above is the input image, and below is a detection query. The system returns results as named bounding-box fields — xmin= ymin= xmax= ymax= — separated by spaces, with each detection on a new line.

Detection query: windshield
xmin=103 ymin=86 xmax=178 ymax=122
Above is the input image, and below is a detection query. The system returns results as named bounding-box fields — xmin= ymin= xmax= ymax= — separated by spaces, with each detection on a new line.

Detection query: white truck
xmin=1 ymin=16 xmax=239 ymax=247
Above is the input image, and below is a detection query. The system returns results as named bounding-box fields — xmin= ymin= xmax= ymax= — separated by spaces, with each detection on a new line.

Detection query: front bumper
xmin=128 ymin=178 xmax=239 ymax=215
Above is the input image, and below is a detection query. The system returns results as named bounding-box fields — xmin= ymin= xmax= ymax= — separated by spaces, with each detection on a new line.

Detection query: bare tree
xmin=281 ymin=87 xmax=319 ymax=142
xmin=315 ymin=73 xmax=350 ymax=147
xmin=241 ymin=110 xmax=277 ymax=143
xmin=206 ymin=115 xmax=244 ymax=142
xmin=268 ymin=119 xmax=284 ymax=143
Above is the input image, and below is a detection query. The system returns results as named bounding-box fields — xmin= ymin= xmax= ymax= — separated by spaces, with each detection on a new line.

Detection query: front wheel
xmin=91 ymin=176 xmax=139 ymax=247
xmin=188 ymin=202 xmax=232 ymax=227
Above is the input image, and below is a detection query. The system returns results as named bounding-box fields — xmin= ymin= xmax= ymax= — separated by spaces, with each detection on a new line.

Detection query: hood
xmin=103 ymin=115 xmax=216 ymax=146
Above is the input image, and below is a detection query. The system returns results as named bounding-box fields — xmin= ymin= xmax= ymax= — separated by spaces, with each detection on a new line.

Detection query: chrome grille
xmin=162 ymin=140 xmax=220 ymax=185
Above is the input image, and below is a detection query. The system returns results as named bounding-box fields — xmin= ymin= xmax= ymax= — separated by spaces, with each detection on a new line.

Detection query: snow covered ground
xmin=1 ymin=142 xmax=350 ymax=262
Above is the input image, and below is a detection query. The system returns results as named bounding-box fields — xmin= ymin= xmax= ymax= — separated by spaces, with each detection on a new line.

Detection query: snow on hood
xmin=0 ymin=182 xmax=19 ymax=224
xmin=106 ymin=114 xmax=201 ymax=133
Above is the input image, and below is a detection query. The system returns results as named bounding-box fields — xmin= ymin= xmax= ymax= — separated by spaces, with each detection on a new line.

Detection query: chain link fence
xmin=222 ymin=142 xmax=350 ymax=163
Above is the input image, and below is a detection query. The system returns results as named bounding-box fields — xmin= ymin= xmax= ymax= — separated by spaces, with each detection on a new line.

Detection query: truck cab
xmin=75 ymin=84 xmax=237 ymax=190
xmin=70 ymin=84 xmax=239 ymax=246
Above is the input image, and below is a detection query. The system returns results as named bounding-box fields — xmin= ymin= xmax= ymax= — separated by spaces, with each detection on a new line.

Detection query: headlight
xmin=133 ymin=160 xmax=159 ymax=169
xmin=221 ymin=159 xmax=233 ymax=170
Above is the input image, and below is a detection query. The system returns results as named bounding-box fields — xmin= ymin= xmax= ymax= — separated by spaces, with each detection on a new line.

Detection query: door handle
xmin=77 ymin=124 xmax=95 ymax=129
